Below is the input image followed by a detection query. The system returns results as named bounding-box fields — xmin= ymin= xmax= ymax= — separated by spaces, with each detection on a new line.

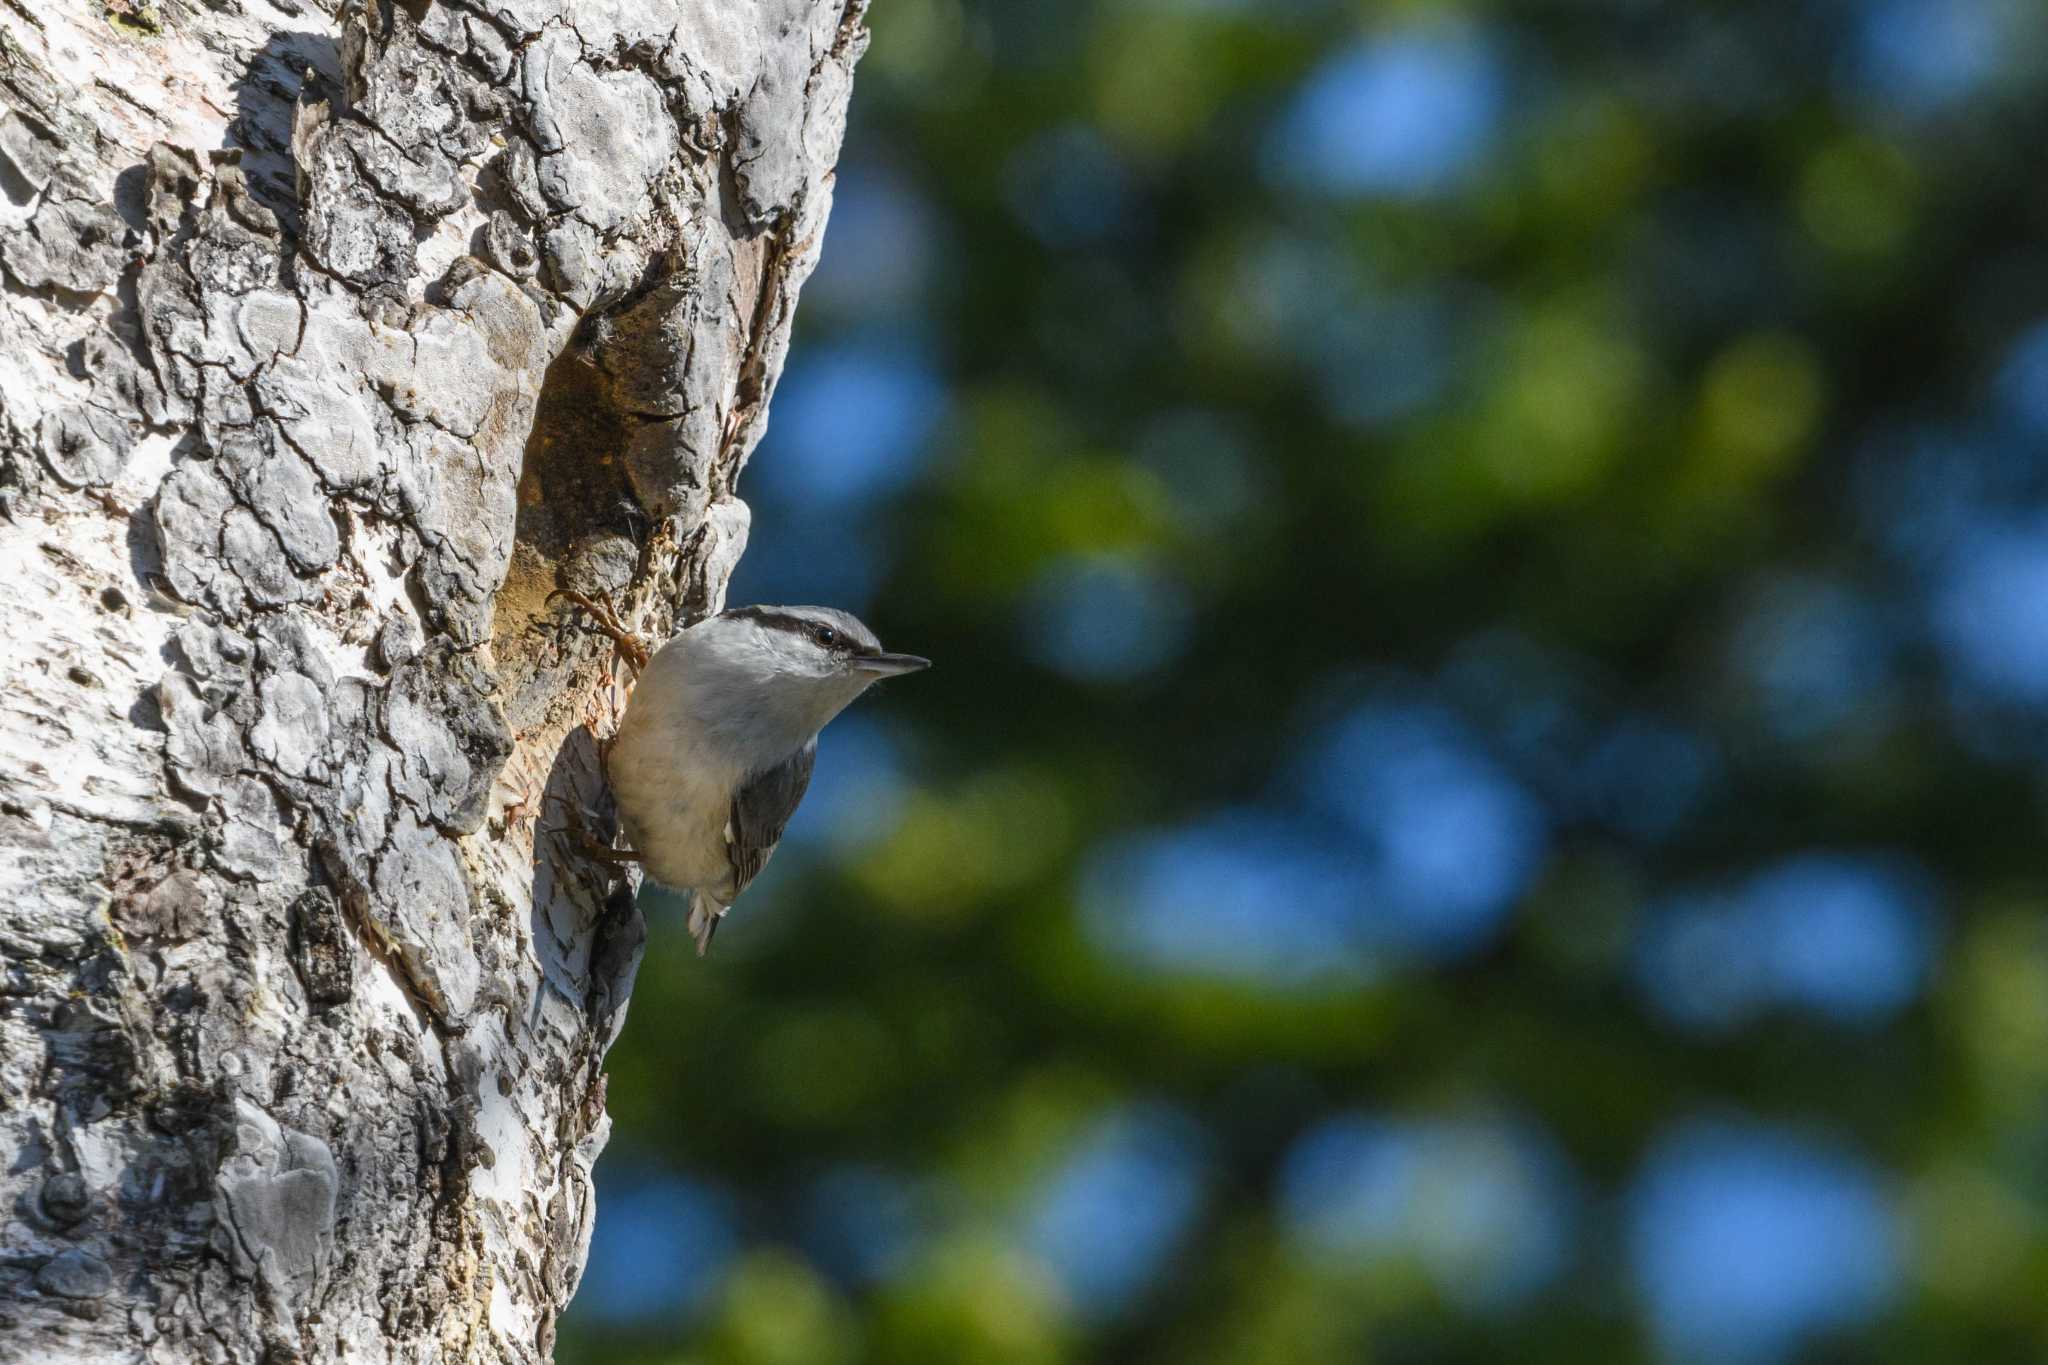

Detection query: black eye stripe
xmin=722 ymin=607 xmax=816 ymax=637
xmin=722 ymin=606 xmax=873 ymax=653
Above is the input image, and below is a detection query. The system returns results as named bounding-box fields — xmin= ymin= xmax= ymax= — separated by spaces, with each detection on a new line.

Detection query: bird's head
xmin=700 ymin=604 xmax=929 ymax=743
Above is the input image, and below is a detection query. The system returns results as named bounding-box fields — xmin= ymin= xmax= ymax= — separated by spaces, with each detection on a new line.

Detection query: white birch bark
xmin=0 ymin=1 xmax=865 ymax=1358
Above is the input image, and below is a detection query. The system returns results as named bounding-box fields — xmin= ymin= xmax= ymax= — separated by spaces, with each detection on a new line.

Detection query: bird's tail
xmin=686 ymin=893 xmax=724 ymax=958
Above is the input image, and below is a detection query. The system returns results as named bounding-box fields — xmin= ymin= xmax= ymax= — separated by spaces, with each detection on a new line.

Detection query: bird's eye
xmin=813 ymin=625 xmax=840 ymax=648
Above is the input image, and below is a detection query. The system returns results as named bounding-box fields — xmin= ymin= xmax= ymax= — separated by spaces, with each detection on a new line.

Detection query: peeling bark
xmin=0 ymin=1 xmax=866 ymax=1359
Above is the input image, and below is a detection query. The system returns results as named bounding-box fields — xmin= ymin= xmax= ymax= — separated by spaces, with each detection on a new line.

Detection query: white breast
xmin=607 ymin=629 xmax=745 ymax=899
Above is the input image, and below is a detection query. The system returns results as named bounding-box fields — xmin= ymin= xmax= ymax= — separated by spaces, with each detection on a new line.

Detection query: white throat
xmin=667 ymin=615 xmax=868 ymax=766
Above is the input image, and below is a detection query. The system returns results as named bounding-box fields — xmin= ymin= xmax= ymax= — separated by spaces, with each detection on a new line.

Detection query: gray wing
xmin=725 ymin=737 xmax=817 ymax=899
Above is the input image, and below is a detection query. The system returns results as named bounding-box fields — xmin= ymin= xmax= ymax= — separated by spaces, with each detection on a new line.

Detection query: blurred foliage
xmin=561 ymin=1 xmax=2048 ymax=1362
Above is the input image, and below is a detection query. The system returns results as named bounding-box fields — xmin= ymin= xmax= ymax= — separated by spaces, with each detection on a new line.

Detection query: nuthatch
xmin=557 ymin=594 xmax=928 ymax=955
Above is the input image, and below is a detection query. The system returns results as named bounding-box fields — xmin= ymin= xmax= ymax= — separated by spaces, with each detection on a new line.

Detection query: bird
xmin=553 ymin=592 xmax=929 ymax=955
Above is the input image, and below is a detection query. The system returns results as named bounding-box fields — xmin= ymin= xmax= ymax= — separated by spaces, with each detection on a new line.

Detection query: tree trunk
xmin=0 ymin=1 xmax=864 ymax=1359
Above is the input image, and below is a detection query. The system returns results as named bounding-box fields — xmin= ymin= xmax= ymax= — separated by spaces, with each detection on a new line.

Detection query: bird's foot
xmin=550 ymin=797 xmax=644 ymax=873
xmin=549 ymin=588 xmax=652 ymax=672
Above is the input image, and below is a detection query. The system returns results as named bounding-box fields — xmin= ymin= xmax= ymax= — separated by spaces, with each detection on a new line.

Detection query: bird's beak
xmin=857 ymin=652 xmax=931 ymax=677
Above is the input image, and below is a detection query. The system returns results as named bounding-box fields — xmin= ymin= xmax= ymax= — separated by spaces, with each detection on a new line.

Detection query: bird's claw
xmin=548 ymin=795 xmax=644 ymax=872
xmin=549 ymin=588 xmax=652 ymax=672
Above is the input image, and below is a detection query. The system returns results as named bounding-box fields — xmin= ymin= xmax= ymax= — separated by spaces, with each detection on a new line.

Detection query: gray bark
xmin=0 ymin=1 xmax=865 ymax=1359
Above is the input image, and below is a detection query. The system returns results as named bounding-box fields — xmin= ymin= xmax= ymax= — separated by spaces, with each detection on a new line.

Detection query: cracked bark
xmin=0 ymin=1 xmax=866 ymax=1360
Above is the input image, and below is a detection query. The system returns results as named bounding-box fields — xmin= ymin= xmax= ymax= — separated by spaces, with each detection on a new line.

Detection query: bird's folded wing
xmin=725 ymin=736 xmax=818 ymax=897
